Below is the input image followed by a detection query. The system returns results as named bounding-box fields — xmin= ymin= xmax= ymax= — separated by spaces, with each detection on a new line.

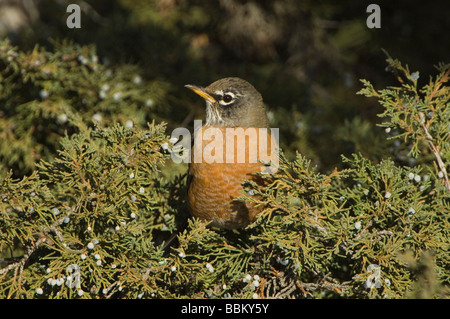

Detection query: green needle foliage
xmin=359 ymin=51 xmax=450 ymax=191
xmin=0 ymin=41 xmax=449 ymax=299
xmin=0 ymin=39 xmax=170 ymax=176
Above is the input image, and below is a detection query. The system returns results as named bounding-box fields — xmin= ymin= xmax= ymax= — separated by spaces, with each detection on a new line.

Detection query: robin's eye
xmin=222 ymin=94 xmax=233 ymax=103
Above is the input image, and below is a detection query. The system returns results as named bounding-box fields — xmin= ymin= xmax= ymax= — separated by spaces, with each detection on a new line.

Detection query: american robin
xmin=185 ymin=77 xmax=278 ymax=229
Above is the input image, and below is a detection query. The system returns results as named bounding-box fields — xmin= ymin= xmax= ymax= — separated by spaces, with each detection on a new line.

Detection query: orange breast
xmin=187 ymin=125 xmax=278 ymax=229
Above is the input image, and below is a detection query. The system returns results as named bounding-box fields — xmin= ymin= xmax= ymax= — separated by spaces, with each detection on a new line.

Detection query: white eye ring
xmin=218 ymin=91 xmax=236 ymax=105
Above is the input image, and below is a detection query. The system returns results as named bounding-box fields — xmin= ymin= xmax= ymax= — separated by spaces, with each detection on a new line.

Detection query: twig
xmin=0 ymin=204 xmax=80 ymax=278
xmin=354 ymin=219 xmax=374 ymax=241
xmin=298 ymin=280 xmax=352 ymax=294
xmin=419 ymin=112 xmax=450 ymax=191
xmin=0 ymin=234 xmax=47 ymax=281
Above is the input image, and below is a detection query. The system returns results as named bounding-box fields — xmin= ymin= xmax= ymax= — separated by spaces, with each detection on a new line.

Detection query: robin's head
xmin=186 ymin=77 xmax=269 ymax=128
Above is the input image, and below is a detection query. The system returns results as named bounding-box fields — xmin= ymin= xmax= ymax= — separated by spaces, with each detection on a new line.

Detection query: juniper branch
xmin=0 ymin=205 xmax=78 ymax=277
xmin=418 ymin=112 xmax=450 ymax=191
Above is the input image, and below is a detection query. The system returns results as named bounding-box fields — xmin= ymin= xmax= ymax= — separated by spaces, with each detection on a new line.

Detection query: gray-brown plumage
xmin=185 ymin=77 xmax=269 ymax=129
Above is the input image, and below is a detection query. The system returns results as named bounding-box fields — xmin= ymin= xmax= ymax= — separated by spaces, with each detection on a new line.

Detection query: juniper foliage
xmin=0 ymin=42 xmax=449 ymax=299
xmin=0 ymin=39 xmax=170 ymax=176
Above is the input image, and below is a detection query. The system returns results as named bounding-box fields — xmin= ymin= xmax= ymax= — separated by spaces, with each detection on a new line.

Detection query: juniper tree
xmin=0 ymin=41 xmax=448 ymax=299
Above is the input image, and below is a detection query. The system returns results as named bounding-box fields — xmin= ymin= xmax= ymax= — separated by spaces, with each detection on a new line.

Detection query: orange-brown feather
xmin=187 ymin=126 xmax=277 ymax=229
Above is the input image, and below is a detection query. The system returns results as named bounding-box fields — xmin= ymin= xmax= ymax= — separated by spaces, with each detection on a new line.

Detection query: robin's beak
xmin=185 ymin=85 xmax=216 ymax=104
